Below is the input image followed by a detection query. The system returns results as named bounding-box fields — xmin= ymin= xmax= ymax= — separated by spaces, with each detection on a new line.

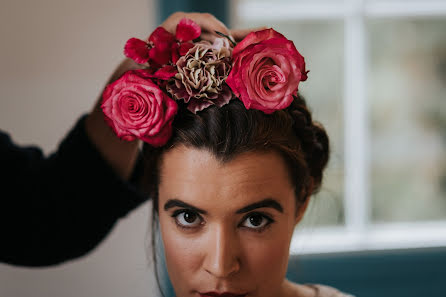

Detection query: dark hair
xmin=140 ymin=94 xmax=330 ymax=295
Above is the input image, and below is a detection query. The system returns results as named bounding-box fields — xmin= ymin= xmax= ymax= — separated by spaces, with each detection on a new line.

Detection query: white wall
xmin=0 ymin=0 xmax=161 ymax=296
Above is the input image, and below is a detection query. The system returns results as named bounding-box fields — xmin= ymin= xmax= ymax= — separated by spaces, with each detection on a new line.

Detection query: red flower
xmin=101 ymin=71 xmax=178 ymax=147
xmin=226 ymin=28 xmax=308 ymax=114
xmin=124 ymin=18 xmax=201 ymax=67
xmin=136 ymin=65 xmax=178 ymax=81
xmin=124 ymin=38 xmax=151 ymax=64
xmin=175 ymin=18 xmax=201 ymax=42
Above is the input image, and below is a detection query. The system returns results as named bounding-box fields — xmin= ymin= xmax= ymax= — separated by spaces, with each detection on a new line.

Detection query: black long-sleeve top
xmin=0 ymin=115 xmax=148 ymax=267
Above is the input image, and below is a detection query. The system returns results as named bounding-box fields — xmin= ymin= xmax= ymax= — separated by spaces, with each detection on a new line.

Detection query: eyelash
xmin=239 ymin=212 xmax=275 ymax=233
xmin=171 ymin=209 xmax=204 ymax=230
xmin=170 ymin=209 xmax=275 ymax=233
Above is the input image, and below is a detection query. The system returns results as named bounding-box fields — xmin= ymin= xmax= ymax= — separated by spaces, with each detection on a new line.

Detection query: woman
xmin=102 ymin=12 xmax=354 ymax=297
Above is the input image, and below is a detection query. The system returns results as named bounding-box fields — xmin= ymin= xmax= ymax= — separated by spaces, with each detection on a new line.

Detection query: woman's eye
xmin=173 ymin=210 xmax=202 ymax=228
xmin=241 ymin=213 xmax=272 ymax=230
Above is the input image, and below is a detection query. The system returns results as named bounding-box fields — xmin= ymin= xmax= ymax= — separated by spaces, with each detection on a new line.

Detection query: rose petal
xmin=233 ymin=28 xmax=284 ymax=57
xmin=140 ymin=118 xmax=174 ymax=147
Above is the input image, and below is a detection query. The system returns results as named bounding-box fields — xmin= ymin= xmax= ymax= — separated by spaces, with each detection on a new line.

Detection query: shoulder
xmin=304 ymin=284 xmax=356 ymax=297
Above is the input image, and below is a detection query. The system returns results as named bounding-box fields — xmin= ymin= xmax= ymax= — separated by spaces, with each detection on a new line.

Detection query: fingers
xmin=160 ymin=12 xmax=268 ymax=45
xmin=160 ymin=12 xmax=184 ymax=34
xmin=161 ymin=12 xmax=230 ymax=39
xmin=190 ymin=12 xmax=229 ymax=36
xmin=230 ymin=26 xmax=268 ymax=42
xmin=200 ymin=32 xmax=218 ymax=43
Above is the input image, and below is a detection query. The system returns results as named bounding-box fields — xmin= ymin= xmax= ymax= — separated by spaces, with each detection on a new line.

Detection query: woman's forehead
xmin=159 ymin=145 xmax=293 ymax=197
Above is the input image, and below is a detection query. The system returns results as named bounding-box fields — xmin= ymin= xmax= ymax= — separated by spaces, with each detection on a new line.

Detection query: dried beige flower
xmin=167 ymin=38 xmax=233 ymax=113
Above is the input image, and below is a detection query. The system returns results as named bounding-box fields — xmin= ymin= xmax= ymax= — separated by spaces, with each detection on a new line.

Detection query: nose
xmin=203 ymin=224 xmax=241 ymax=278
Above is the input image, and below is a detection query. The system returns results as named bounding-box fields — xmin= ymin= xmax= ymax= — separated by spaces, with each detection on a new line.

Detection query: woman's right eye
xmin=172 ymin=210 xmax=203 ymax=228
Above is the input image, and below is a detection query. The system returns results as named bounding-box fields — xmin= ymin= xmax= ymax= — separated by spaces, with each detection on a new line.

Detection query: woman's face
xmin=158 ymin=145 xmax=307 ymax=297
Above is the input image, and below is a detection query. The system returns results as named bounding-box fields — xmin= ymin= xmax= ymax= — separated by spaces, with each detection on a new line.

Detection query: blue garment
xmin=0 ymin=114 xmax=147 ymax=267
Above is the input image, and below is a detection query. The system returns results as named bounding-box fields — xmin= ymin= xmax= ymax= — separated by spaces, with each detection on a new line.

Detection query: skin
xmin=157 ymin=145 xmax=315 ymax=297
xmin=84 ymin=12 xmax=257 ymax=180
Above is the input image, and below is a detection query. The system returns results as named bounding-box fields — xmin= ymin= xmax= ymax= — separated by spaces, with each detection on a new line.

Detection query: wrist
xmin=85 ymin=100 xmax=140 ymax=181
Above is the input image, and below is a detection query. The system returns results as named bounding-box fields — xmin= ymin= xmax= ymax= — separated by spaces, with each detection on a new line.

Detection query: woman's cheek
xmin=160 ymin=219 xmax=202 ymax=291
xmin=242 ymin=231 xmax=291 ymax=289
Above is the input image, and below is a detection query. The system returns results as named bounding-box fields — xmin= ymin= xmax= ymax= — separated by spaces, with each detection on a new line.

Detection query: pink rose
xmin=101 ymin=71 xmax=178 ymax=147
xmin=226 ymin=29 xmax=308 ymax=114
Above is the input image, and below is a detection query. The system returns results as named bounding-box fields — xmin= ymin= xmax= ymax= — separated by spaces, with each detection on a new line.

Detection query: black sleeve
xmin=0 ymin=114 xmax=148 ymax=267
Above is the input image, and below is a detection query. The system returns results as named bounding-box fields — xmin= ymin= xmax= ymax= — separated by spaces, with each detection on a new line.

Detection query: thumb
xmin=230 ymin=26 xmax=268 ymax=42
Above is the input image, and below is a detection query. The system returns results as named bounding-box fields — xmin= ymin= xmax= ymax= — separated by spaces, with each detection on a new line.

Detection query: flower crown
xmin=101 ymin=18 xmax=308 ymax=147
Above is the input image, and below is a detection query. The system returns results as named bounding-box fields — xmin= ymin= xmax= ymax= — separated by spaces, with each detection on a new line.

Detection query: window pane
xmin=238 ymin=0 xmax=338 ymax=2
xmin=234 ymin=19 xmax=345 ymax=226
xmin=369 ymin=19 xmax=446 ymax=222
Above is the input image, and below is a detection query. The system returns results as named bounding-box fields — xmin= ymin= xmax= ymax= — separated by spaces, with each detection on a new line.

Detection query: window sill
xmin=290 ymin=221 xmax=446 ymax=255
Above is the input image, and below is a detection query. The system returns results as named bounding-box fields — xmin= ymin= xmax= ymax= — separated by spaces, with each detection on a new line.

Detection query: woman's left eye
xmin=173 ymin=210 xmax=203 ymax=228
xmin=240 ymin=213 xmax=273 ymax=230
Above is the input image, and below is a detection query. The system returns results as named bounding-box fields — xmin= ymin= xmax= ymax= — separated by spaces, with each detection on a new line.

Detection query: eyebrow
xmin=163 ymin=198 xmax=283 ymax=214
xmin=164 ymin=199 xmax=207 ymax=214
xmin=235 ymin=198 xmax=283 ymax=214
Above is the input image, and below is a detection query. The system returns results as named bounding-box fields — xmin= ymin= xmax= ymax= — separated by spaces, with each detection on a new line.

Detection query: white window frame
xmin=232 ymin=0 xmax=446 ymax=255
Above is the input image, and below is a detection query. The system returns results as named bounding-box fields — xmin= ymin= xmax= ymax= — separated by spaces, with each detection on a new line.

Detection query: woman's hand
xmin=160 ymin=11 xmax=265 ymax=43
xmin=85 ymin=58 xmax=143 ymax=181
xmin=161 ymin=12 xmax=230 ymax=42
